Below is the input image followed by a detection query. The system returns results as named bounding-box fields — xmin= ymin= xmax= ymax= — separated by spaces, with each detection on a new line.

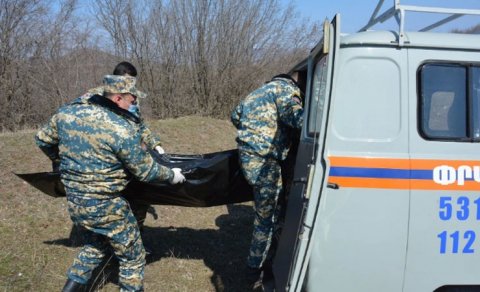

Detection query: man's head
xmin=103 ymin=75 xmax=146 ymax=110
xmin=271 ymin=73 xmax=303 ymax=91
xmin=271 ymin=73 xmax=303 ymax=92
xmin=271 ymin=73 xmax=304 ymax=103
xmin=272 ymin=73 xmax=296 ymax=82
xmin=113 ymin=61 xmax=137 ymax=77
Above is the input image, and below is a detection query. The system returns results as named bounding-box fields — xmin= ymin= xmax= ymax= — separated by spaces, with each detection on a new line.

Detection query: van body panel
xmin=402 ymin=48 xmax=480 ymax=292
xmin=331 ymin=47 xmax=405 ymax=144
xmin=306 ymin=188 xmax=408 ymax=291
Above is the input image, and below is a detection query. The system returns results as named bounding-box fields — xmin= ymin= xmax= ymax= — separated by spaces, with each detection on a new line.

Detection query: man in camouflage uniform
xmin=36 ymin=75 xmax=186 ymax=292
xmin=231 ymin=73 xmax=304 ymax=285
xmin=71 ymin=62 xmax=162 ymax=235
xmin=72 ymin=62 xmax=165 ymax=155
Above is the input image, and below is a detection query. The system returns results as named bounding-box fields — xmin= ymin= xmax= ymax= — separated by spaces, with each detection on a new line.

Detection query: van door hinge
xmin=303 ymin=165 xmax=315 ymax=199
xmin=293 ymin=177 xmax=308 ymax=183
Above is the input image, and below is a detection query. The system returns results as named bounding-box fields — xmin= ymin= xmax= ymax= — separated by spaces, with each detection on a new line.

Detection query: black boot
xmin=245 ymin=266 xmax=263 ymax=291
xmin=61 ymin=279 xmax=86 ymax=292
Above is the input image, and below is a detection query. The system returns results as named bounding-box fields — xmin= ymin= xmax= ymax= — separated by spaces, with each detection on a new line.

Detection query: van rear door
xmin=272 ymin=16 xmax=339 ymax=291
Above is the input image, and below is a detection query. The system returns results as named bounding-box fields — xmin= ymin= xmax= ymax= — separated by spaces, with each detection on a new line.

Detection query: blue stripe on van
xmin=329 ymin=167 xmax=433 ymax=180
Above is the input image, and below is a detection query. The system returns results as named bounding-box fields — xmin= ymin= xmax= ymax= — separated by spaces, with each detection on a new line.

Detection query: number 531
xmin=439 ymin=196 xmax=480 ymax=221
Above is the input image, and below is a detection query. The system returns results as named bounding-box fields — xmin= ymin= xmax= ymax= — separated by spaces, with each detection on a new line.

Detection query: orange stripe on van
xmin=328 ymin=156 xmax=480 ymax=190
xmin=328 ymin=177 xmax=411 ymax=189
xmin=329 ymin=156 xmax=480 ymax=169
xmin=328 ymin=177 xmax=480 ymax=191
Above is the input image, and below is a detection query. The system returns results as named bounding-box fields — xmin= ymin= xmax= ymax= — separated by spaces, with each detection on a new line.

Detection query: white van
xmin=272 ymin=1 xmax=480 ymax=291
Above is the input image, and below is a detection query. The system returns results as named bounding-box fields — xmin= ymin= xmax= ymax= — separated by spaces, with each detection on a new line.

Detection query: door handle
xmin=327 ymin=182 xmax=339 ymax=189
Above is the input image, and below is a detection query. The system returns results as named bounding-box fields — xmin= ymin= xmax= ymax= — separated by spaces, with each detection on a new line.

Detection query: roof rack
xmin=359 ymin=0 xmax=480 ymax=45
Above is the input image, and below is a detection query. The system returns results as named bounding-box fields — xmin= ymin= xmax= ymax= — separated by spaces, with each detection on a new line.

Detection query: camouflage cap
xmin=103 ymin=75 xmax=147 ymax=98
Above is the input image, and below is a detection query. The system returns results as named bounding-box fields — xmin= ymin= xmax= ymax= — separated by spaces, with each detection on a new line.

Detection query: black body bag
xmin=16 ymin=149 xmax=253 ymax=207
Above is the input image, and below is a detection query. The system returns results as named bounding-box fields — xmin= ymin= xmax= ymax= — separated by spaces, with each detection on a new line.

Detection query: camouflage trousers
xmin=239 ymin=151 xmax=283 ymax=269
xmin=129 ymin=201 xmax=151 ymax=231
xmin=66 ymin=194 xmax=146 ymax=291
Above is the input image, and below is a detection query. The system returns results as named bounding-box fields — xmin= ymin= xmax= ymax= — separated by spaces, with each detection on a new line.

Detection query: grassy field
xmin=0 ymin=116 xmax=255 ymax=292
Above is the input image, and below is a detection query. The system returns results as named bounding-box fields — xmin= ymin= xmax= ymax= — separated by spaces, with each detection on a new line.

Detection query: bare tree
xmin=93 ymin=0 xmax=320 ymax=120
xmin=0 ymin=0 xmax=321 ymax=131
xmin=0 ymin=0 xmax=121 ymax=131
xmin=452 ymin=24 xmax=480 ymax=34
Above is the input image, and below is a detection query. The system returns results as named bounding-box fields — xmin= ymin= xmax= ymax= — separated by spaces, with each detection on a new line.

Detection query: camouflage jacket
xmin=36 ymin=95 xmax=173 ymax=198
xmin=231 ymin=77 xmax=304 ymax=160
xmin=72 ymin=86 xmax=162 ymax=150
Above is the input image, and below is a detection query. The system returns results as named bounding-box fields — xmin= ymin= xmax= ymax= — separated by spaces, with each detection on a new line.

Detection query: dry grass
xmin=0 ymin=116 xmax=255 ymax=292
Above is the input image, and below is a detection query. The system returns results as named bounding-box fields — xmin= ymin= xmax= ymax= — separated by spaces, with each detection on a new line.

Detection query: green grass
xmin=0 ymin=116 xmax=254 ymax=291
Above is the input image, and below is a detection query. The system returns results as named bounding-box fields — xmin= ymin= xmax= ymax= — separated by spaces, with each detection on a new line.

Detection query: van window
xmin=419 ymin=63 xmax=480 ymax=141
xmin=307 ymin=55 xmax=328 ymax=135
xmin=472 ymin=67 xmax=480 ymax=138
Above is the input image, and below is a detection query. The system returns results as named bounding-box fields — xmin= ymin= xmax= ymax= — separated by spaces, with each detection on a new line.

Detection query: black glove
xmin=147 ymin=206 xmax=159 ymax=220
